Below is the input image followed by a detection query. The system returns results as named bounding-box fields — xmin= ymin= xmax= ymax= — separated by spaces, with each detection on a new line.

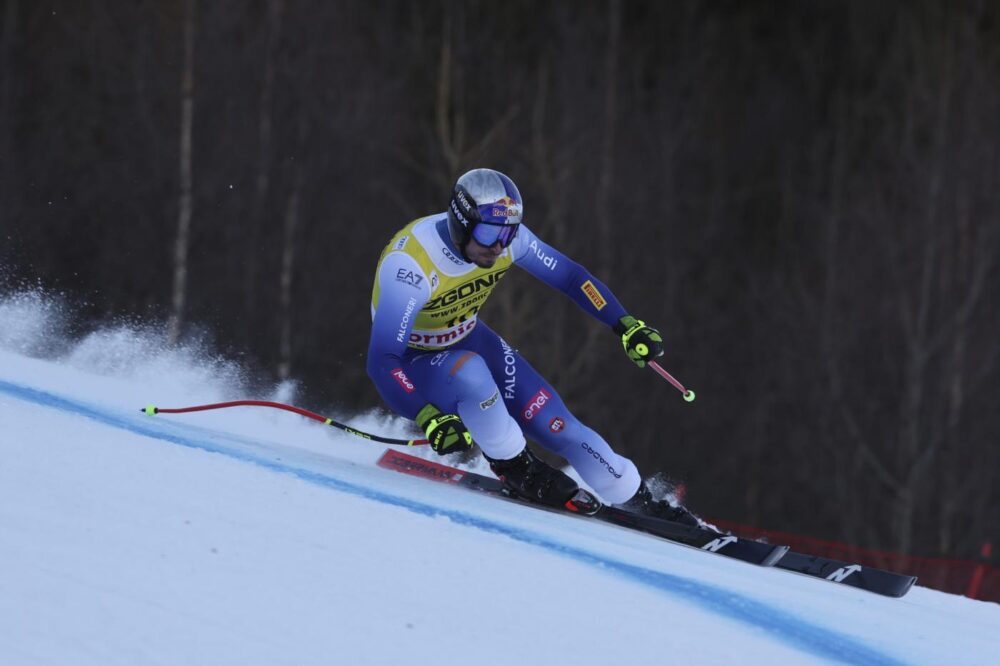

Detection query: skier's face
xmin=464 ymin=236 xmax=504 ymax=268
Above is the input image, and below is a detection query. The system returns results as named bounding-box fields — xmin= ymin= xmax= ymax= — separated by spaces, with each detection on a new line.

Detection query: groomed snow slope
xmin=1 ymin=292 xmax=997 ymax=666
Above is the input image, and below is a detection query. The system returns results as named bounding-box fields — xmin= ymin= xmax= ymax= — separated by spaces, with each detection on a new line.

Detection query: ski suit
xmin=367 ymin=214 xmax=641 ymax=504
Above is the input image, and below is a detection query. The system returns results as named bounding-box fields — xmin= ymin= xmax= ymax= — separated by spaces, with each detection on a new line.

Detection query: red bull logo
xmin=489 ymin=196 xmax=521 ymax=220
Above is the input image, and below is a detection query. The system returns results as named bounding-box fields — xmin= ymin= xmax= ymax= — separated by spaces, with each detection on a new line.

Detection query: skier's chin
xmin=473 ymin=256 xmax=497 ymax=268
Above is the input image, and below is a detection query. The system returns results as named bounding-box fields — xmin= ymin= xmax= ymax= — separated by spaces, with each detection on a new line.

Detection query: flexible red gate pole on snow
xmin=141 ymin=399 xmax=429 ymax=447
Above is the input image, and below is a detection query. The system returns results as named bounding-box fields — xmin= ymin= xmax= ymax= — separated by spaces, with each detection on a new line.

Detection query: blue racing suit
xmin=367 ymin=214 xmax=641 ymax=503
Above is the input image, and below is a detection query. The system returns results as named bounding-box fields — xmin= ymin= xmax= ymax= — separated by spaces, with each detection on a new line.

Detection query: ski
xmin=377 ymin=449 xmax=917 ymax=597
xmin=772 ymin=551 xmax=916 ymax=598
xmin=377 ymin=449 xmax=786 ymax=567
xmin=593 ymin=504 xmax=788 ymax=566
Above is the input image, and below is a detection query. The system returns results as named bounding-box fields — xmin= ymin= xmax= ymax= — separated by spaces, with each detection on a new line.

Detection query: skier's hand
xmin=416 ymin=404 xmax=474 ymax=455
xmin=614 ymin=315 xmax=664 ymax=368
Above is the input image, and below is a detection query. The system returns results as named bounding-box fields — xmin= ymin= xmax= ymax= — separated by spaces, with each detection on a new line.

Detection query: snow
xmin=1 ymin=291 xmax=998 ymax=666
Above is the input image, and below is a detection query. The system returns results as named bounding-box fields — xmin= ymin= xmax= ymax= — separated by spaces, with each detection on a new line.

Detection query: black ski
xmin=773 ymin=551 xmax=916 ymax=598
xmin=376 ymin=449 xmax=916 ymax=597
xmin=378 ymin=450 xmax=786 ymax=567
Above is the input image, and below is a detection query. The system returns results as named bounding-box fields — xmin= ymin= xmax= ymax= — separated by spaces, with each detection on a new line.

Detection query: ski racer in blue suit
xmin=367 ymin=168 xmax=695 ymax=522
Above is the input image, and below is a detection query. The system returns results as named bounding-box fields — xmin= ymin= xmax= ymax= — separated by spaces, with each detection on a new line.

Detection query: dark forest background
xmin=1 ymin=0 xmax=997 ymax=560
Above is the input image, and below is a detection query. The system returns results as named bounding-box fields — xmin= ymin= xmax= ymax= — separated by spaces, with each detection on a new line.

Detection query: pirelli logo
xmin=581 ymin=280 xmax=607 ymax=311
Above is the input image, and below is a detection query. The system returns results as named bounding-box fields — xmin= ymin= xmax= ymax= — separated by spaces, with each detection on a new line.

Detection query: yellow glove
xmin=614 ymin=315 xmax=664 ymax=368
xmin=416 ymin=404 xmax=474 ymax=455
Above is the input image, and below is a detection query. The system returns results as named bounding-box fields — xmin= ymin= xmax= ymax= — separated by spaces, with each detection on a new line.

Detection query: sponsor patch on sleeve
xmin=581 ymin=280 xmax=607 ymax=311
xmin=391 ymin=368 xmax=415 ymax=393
xmin=396 ymin=268 xmax=424 ymax=289
xmin=479 ymin=391 xmax=500 ymax=410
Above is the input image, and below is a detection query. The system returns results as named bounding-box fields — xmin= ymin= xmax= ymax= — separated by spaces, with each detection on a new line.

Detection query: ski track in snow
xmin=0 ymin=378 xmax=946 ymax=666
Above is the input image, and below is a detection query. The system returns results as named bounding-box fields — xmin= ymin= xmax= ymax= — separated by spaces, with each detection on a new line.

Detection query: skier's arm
xmin=511 ymin=226 xmax=627 ymax=327
xmin=512 ymin=226 xmax=664 ymax=366
xmin=366 ymin=253 xmax=431 ymax=419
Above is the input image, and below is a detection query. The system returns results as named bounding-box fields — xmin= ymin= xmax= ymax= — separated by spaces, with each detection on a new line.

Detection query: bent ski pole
xmin=141 ymin=399 xmax=429 ymax=446
xmin=648 ymin=361 xmax=696 ymax=402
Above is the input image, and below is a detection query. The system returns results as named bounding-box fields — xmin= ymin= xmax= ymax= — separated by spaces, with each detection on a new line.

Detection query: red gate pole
xmin=965 ymin=541 xmax=993 ymax=599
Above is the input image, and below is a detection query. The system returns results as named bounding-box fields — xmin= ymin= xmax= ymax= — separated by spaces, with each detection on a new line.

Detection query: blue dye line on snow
xmin=0 ymin=378 xmax=904 ymax=666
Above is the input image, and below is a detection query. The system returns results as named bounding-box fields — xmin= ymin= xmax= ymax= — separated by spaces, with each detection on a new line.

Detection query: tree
xmin=167 ymin=0 xmax=196 ymax=346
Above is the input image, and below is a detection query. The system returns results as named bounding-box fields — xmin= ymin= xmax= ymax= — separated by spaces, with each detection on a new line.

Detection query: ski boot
xmin=486 ymin=447 xmax=580 ymax=509
xmin=621 ymin=481 xmax=700 ymax=527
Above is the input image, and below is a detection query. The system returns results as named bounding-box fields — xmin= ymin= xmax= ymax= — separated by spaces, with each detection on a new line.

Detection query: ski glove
xmin=614 ymin=315 xmax=664 ymax=368
xmin=416 ymin=403 xmax=474 ymax=456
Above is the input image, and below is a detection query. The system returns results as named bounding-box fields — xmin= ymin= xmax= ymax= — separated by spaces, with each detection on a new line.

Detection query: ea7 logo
xmin=548 ymin=416 xmax=565 ymax=433
xmin=701 ymin=536 xmax=737 ymax=552
xmin=396 ymin=268 xmax=424 ymax=288
xmin=825 ymin=564 xmax=862 ymax=582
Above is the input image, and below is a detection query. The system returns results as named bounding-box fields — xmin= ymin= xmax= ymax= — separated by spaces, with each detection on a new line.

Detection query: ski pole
xmin=141 ymin=399 xmax=429 ymax=446
xmin=648 ymin=360 xmax=696 ymax=402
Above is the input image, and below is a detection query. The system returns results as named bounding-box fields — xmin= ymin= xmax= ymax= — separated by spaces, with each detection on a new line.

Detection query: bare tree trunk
xmin=434 ymin=9 xmax=462 ymax=176
xmin=936 ymin=179 xmax=968 ymax=554
xmin=560 ymin=0 xmax=621 ymax=402
xmin=891 ymin=10 xmax=956 ymax=555
xmin=244 ymin=0 xmax=285 ymax=331
xmin=427 ymin=6 xmax=518 ymax=184
xmin=277 ymin=164 xmax=301 ymax=381
xmin=596 ymin=0 xmax=619 ymax=278
xmin=820 ymin=91 xmax=876 ymax=547
xmin=167 ymin=0 xmax=196 ymax=346
xmin=0 ymin=0 xmax=20 ymax=212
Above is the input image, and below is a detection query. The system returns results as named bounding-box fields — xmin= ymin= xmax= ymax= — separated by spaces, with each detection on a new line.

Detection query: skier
xmin=367 ymin=168 xmax=696 ymax=524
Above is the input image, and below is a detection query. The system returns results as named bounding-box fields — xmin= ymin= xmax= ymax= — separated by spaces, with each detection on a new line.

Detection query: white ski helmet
xmin=446 ymin=168 xmax=523 ymax=255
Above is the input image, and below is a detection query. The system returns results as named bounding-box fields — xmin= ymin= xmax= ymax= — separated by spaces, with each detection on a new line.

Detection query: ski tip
xmin=142 ymin=404 xmax=159 ymax=416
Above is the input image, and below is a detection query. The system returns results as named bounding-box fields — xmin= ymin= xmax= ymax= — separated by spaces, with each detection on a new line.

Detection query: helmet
xmin=447 ymin=168 xmax=523 ymax=255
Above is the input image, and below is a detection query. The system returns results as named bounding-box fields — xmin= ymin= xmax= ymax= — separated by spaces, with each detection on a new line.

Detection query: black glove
xmin=614 ymin=315 xmax=664 ymax=368
xmin=416 ymin=404 xmax=474 ymax=455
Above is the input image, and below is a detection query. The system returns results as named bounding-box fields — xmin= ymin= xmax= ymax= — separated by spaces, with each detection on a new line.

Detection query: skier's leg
xmin=468 ymin=324 xmax=642 ymax=505
xmin=405 ymin=347 xmax=524 ymax=461
xmin=408 ymin=329 xmax=580 ymax=506
xmin=525 ymin=389 xmax=641 ymax=504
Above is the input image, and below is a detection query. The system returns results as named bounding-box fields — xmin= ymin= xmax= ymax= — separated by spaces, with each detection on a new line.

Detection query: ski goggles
xmin=470 ymin=220 xmax=520 ymax=248
xmin=470 ymin=199 xmax=521 ymax=247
